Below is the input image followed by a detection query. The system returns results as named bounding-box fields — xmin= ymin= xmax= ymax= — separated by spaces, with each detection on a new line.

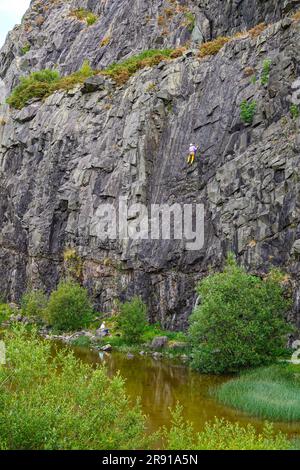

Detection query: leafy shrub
xmin=21 ymin=289 xmax=47 ymax=319
xmin=199 ymin=37 xmax=230 ymax=58
xmin=290 ymin=104 xmax=300 ymax=119
xmin=261 ymin=59 xmax=272 ymax=86
xmin=46 ymin=280 xmax=93 ymax=331
xmin=117 ymin=296 xmax=147 ymax=344
xmin=0 ymin=303 xmax=14 ymax=324
xmin=163 ymin=406 xmax=290 ymax=450
xmin=216 ymin=364 xmax=300 ymax=422
xmin=240 ymin=99 xmax=257 ymax=124
xmin=0 ymin=327 xmax=149 ymax=450
xmin=188 ymin=255 xmax=292 ymax=374
xmin=20 ymin=43 xmax=31 ymax=55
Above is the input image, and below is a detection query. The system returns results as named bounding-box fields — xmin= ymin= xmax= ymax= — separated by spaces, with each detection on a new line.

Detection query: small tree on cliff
xmin=188 ymin=255 xmax=292 ymax=374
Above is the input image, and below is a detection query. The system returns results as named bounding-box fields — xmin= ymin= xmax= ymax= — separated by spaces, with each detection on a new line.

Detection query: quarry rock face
xmin=1 ymin=0 xmax=300 ymax=329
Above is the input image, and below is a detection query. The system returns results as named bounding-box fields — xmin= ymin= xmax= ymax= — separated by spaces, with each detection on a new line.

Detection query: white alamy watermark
xmin=0 ymin=341 xmax=5 ymax=365
xmin=90 ymin=198 xmax=205 ymax=251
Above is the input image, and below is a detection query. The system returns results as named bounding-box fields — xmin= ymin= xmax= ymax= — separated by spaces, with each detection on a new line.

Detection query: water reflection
xmin=73 ymin=346 xmax=300 ymax=436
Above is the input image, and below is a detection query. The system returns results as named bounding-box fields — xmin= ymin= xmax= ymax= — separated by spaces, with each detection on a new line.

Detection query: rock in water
xmin=151 ymin=337 xmax=169 ymax=349
xmin=101 ymin=344 xmax=112 ymax=352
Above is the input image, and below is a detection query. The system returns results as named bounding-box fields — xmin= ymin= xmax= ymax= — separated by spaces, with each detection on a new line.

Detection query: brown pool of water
xmin=72 ymin=346 xmax=300 ymax=437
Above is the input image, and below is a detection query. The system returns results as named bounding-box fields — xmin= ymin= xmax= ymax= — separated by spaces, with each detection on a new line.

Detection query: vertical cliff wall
xmin=1 ymin=1 xmax=300 ymax=329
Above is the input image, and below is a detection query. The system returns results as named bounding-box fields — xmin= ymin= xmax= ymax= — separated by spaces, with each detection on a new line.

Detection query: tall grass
xmin=163 ymin=406 xmax=291 ymax=450
xmin=102 ymin=49 xmax=176 ymax=85
xmin=7 ymin=61 xmax=95 ymax=109
xmin=216 ymin=365 xmax=300 ymax=422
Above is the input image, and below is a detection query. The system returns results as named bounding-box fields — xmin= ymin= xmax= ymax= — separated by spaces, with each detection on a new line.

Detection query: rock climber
xmin=187 ymin=143 xmax=198 ymax=165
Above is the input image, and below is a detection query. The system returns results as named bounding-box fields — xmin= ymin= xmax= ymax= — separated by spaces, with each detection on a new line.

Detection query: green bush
xmin=86 ymin=13 xmax=98 ymax=26
xmin=188 ymin=255 xmax=292 ymax=374
xmin=117 ymin=296 xmax=147 ymax=344
xmin=216 ymin=364 xmax=300 ymax=422
xmin=21 ymin=289 xmax=48 ymax=319
xmin=261 ymin=58 xmax=272 ymax=86
xmin=240 ymin=99 xmax=257 ymax=124
xmin=20 ymin=43 xmax=31 ymax=55
xmin=0 ymin=327 xmax=149 ymax=450
xmin=0 ymin=303 xmax=14 ymax=324
xmin=46 ymin=280 xmax=93 ymax=331
xmin=290 ymin=104 xmax=300 ymax=119
xmin=163 ymin=406 xmax=290 ymax=450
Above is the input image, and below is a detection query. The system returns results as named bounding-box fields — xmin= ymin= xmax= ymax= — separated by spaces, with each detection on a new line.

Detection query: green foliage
xmin=184 ymin=12 xmax=196 ymax=32
xmin=0 ymin=327 xmax=149 ymax=450
xmin=117 ymin=296 xmax=147 ymax=344
xmin=290 ymin=104 xmax=300 ymax=119
xmin=216 ymin=364 xmax=300 ymax=422
xmin=71 ymin=335 xmax=92 ymax=348
xmin=102 ymin=49 xmax=174 ymax=84
xmin=20 ymin=43 xmax=31 ymax=55
xmin=163 ymin=405 xmax=290 ymax=450
xmin=188 ymin=255 xmax=292 ymax=374
xmin=7 ymin=47 xmax=184 ymax=109
xmin=46 ymin=280 xmax=93 ymax=331
xmin=142 ymin=323 xmax=187 ymax=343
xmin=7 ymin=61 xmax=95 ymax=109
xmin=7 ymin=69 xmax=60 ymax=109
xmin=21 ymin=289 xmax=48 ymax=319
xmin=261 ymin=58 xmax=272 ymax=86
xmin=240 ymin=99 xmax=257 ymax=124
xmin=72 ymin=9 xmax=98 ymax=26
xmin=0 ymin=303 xmax=14 ymax=324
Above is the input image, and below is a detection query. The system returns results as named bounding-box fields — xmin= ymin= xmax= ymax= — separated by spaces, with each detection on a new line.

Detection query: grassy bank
xmin=216 ymin=364 xmax=300 ymax=422
xmin=73 ymin=320 xmax=190 ymax=357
